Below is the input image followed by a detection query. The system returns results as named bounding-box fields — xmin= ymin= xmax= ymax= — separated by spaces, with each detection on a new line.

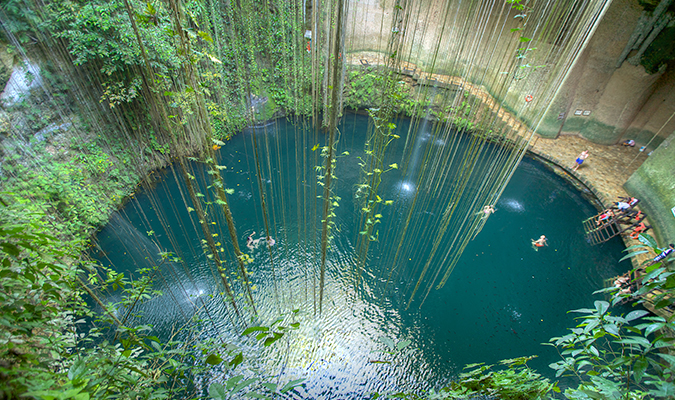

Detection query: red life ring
xmin=525 ymin=95 xmax=533 ymax=102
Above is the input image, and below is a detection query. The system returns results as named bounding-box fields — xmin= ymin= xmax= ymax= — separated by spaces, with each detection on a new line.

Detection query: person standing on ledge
xmin=572 ymin=150 xmax=589 ymax=171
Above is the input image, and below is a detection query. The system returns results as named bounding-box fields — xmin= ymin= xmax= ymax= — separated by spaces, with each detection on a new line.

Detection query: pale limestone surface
xmin=346 ymin=51 xmax=655 ymax=263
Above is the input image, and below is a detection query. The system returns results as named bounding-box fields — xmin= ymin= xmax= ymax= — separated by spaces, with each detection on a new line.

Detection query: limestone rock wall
xmin=625 ymin=131 xmax=675 ymax=244
xmin=346 ymin=0 xmax=674 ymax=150
xmin=345 ymin=0 xmax=675 ymax=246
xmin=538 ymin=0 xmax=675 ymax=149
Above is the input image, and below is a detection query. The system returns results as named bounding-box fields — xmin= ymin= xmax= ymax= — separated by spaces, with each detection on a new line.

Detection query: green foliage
xmin=345 ymin=67 xmax=383 ymax=109
xmin=369 ymin=336 xmax=412 ymax=364
xmin=242 ymin=312 xmax=300 ymax=347
xmin=382 ymin=356 xmax=554 ymax=399
xmin=0 ymin=0 xmax=42 ymax=44
xmin=543 ymin=234 xmax=675 ymax=399
xmin=1 ymin=133 xmax=140 ymax=239
xmin=208 ymin=376 xmax=305 ymax=400
xmin=0 ymin=205 xmax=165 ymax=399
xmin=548 ymin=299 xmax=675 ymax=399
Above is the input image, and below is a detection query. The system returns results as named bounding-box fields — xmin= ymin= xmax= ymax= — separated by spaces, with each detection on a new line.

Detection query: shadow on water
xmin=92 ymin=113 xmax=631 ymax=398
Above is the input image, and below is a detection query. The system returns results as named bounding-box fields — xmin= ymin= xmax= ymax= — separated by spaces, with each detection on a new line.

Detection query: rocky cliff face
xmin=342 ymin=0 xmax=675 ymax=243
xmin=346 ymin=0 xmax=675 ymax=149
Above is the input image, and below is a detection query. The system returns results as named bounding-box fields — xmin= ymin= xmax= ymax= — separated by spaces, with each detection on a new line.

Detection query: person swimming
xmin=247 ymin=232 xmax=261 ymax=250
xmin=477 ymin=205 xmax=495 ymax=219
xmin=247 ymin=232 xmax=277 ymax=250
xmin=531 ymin=235 xmax=547 ymax=251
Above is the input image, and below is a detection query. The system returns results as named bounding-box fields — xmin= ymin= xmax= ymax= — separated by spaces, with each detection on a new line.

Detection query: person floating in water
xmin=477 ymin=205 xmax=495 ymax=219
xmin=246 ymin=232 xmax=256 ymax=250
xmin=531 ymin=235 xmax=547 ymax=251
xmin=247 ymin=232 xmax=276 ymax=250
xmin=648 ymin=244 xmax=675 ymax=266
xmin=247 ymin=232 xmax=262 ymax=250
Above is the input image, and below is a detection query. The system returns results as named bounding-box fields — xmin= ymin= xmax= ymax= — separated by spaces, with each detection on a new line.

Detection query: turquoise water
xmin=94 ymin=113 xmax=630 ymax=397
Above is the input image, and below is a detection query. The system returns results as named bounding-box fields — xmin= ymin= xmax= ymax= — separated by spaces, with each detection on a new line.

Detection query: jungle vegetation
xmin=0 ymin=0 xmax=674 ymax=399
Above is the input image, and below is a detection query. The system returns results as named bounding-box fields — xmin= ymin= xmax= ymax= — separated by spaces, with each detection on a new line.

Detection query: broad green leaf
xmin=264 ymin=333 xmax=283 ymax=346
xmin=0 ymin=243 xmax=20 ymax=256
xmin=280 ymin=378 xmax=305 ymax=394
xmin=645 ymin=322 xmax=665 ymax=336
xmin=589 ymin=345 xmax=599 ymax=357
xmin=206 ymin=353 xmax=223 ymax=365
xmin=396 ymin=339 xmax=411 ymax=351
xmin=225 ymin=375 xmax=244 ymax=390
xmin=198 ymin=31 xmax=214 ymax=43
xmin=633 ymin=356 xmax=648 ymax=383
xmin=657 ymin=353 xmax=675 ymax=365
xmin=641 ymin=267 xmax=665 ymax=284
xmin=233 ymin=378 xmax=257 ymax=393
xmin=569 ymin=308 xmax=595 ymax=314
xmin=649 ymin=381 xmax=675 ymax=397
xmin=229 ymin=352 xmax=243 ymax=368
xmin=619 ymin=250 xmax=648 ymax=262
xmin=638 ymin=233 xmax=658 ymax=249
xmin=209 ymin=383 xmax=226 ymax=400
xmin=617 ymin=336 xmax=651 ymax=349
xmin=243 ymin=326 xmax=269 ymax=335
xmin=68 ymin=357 xmax=87 ymax=381
xmin=594 ymin=300 xmax=609 ymax=316
xmin=380 ymin=336 xmax=396 ymax=350
xmin=244 ymin=393 xmax=270 ymax=399
xmin=604 ymin=324 xmax=619 ymax=336
xmin=623 ymin=244 xmax=648 ymax=252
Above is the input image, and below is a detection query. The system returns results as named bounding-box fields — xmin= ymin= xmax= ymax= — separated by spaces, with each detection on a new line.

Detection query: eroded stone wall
xmin=343 ymin=0 xmax=675 ymax=247
xmin=625 ymin=131 xmax=675 ymax=244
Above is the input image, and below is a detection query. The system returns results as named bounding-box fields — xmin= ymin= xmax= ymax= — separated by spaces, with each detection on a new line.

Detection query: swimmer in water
xmin=247 ymin=232 xmax=263 ymax=250
xmin=475 ymin=205 xmax=495 ymax=220
xmin=531 ymin=235 xmax=547 ymax=251
xmin=266 ymin=236 xmax=276 ymax=247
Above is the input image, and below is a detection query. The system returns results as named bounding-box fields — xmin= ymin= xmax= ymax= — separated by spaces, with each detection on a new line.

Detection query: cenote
xmin=93 ymin=113 xmax=630 ymax=398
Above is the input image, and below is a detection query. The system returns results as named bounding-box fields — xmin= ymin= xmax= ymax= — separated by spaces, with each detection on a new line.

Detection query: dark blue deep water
xmin=93 ymin=113 xmax=630 ymax=398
